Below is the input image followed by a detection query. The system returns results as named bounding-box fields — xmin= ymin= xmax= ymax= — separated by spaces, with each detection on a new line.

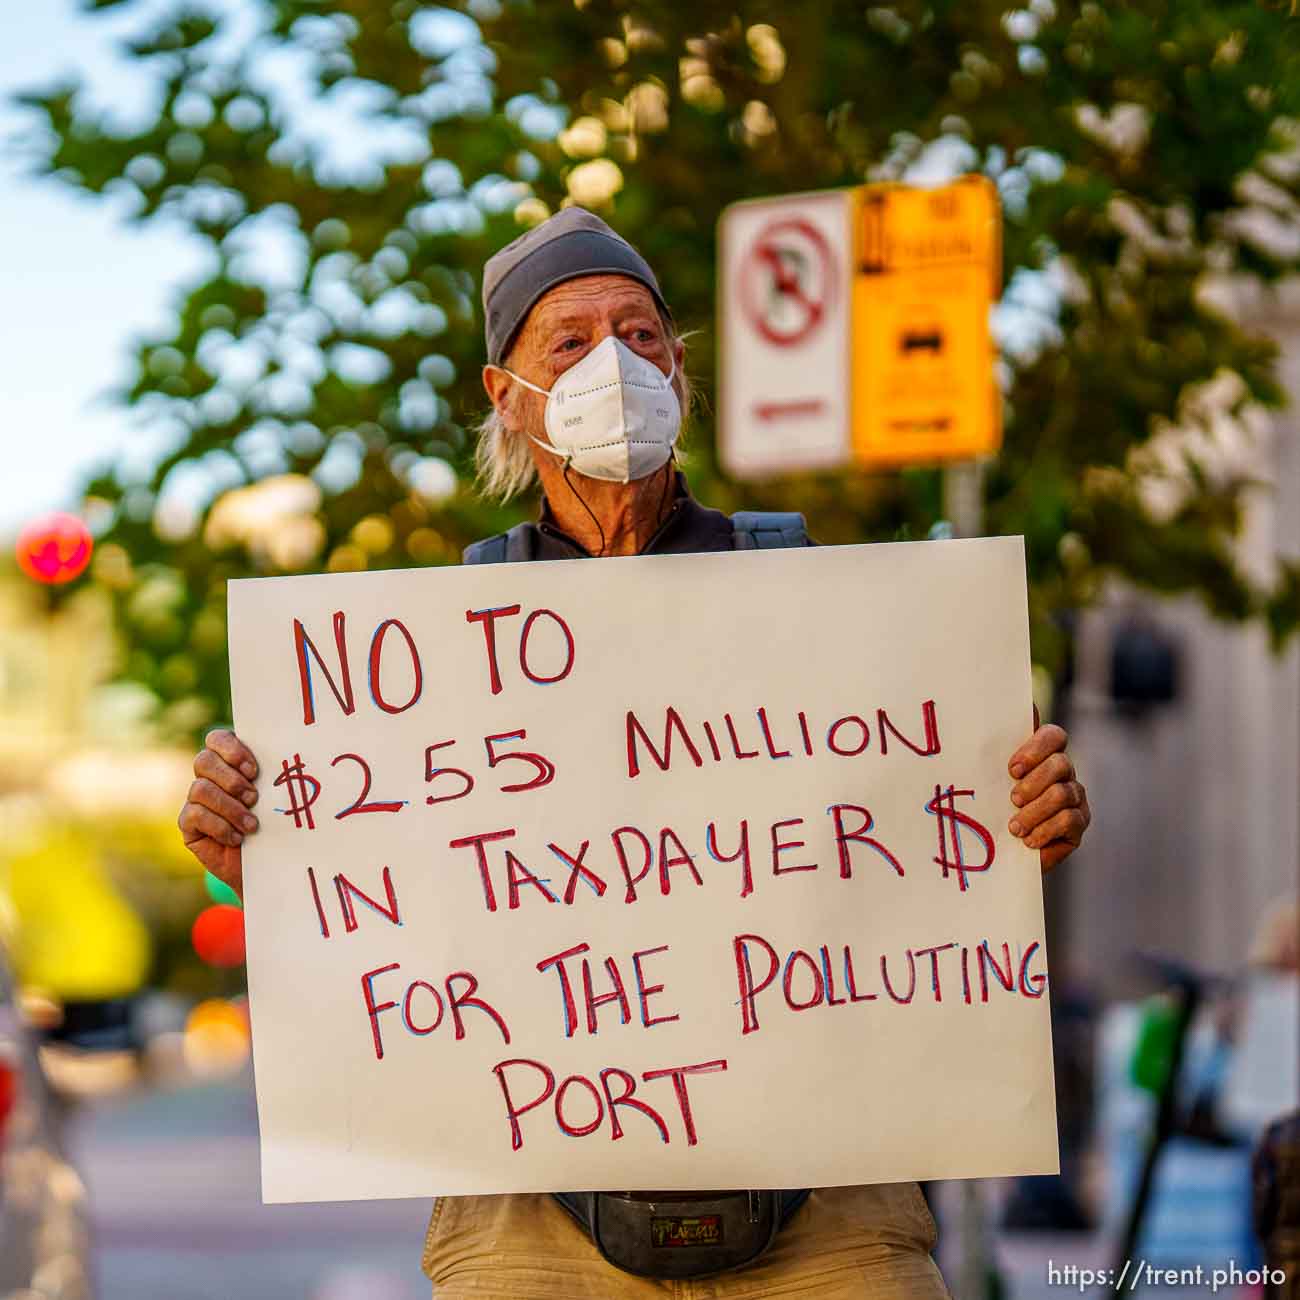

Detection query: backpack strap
xmin=462 ymin=523 xmax=534 ymax=565
xmin=731 ymin=510 xmax=808 ymax=549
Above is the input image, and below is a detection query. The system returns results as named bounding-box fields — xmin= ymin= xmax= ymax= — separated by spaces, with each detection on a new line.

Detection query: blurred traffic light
xmin=15 ymin=512 xmax=93 ymax=585
xmin=191 ymin=905 xmax=245 ymax=967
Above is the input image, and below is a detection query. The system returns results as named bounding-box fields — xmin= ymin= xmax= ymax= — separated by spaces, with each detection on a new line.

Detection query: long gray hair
xmin=473 ymin=317 xmax=695 ymax=502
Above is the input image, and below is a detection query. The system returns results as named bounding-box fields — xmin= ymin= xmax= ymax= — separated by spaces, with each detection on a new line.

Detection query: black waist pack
xmin=552 ymin=1190 xmax=811 ymax=1279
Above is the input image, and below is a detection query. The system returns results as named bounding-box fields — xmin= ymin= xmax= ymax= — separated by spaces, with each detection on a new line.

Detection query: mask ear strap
xmin=490 ymin=364 xmax=550 ymax=398
xmin=494 ymin=366 xmax=559 ymax=457
xmin=527 ymin=431 xmax=572 ymax=466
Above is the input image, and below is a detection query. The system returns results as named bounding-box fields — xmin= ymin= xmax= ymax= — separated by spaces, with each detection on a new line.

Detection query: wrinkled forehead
xmin=521 ymin=274 xmax=665 ymax=346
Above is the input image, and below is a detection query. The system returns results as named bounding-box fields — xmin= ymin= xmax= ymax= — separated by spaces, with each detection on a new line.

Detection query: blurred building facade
xmin=1061 ymin=278 xmax=1300 ymax=993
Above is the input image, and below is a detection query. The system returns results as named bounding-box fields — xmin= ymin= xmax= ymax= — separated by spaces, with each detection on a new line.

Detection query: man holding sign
xmin=179 ymin=209 xmax=1091 ymax=1298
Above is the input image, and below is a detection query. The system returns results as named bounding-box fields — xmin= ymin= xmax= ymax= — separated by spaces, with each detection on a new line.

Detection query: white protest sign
xmin=228 ymin=537 xmax=1058 ymax=1204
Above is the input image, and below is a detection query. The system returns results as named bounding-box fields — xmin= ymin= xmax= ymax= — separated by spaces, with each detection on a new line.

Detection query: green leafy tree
xmin=14 ymin=0 xmax=1300 ymax=737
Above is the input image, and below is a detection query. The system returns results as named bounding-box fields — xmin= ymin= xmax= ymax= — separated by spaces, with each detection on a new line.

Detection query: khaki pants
xmin=422 ymin=1184 xmax=950 ymax=1298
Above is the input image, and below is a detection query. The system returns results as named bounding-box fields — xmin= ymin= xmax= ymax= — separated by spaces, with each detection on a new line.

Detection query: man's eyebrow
xmin=533 ymin=300 xmax=661 ymax=332
xmin=533 ymin=310 xmax=593 ymax=332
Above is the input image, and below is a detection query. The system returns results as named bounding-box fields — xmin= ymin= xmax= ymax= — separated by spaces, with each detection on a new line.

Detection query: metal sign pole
xmin=944 ymin=458 xmax=993 ymax=1300
xmin=942 ymin=460 xmax=984 ymax=540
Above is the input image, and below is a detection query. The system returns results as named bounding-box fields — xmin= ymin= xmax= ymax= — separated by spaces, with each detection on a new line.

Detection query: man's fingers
xmin=189 ymin=778 xmax=258 ymax=835
xmin=1010 ymin=778 xmax=1083 ymax=836
xmin=1027 ymin=777 xmax=1092 ymax=873
xmin=1011 ymin=751 xmax=1076 ymax=809
xmin=1008 ymin=722 xmax=1068 ymax=779
xmin=179 ymin=802 xmax=244 ymax=848
xmin=182 ymin=739 xmax=251 ymax=900
xmin=205 ymin=728 xmax=258 ymax=781
xmin=1022 ymin=806 xmax=1087 ymax=851
xmin=194 ymin=748 xmax=258 ymax=804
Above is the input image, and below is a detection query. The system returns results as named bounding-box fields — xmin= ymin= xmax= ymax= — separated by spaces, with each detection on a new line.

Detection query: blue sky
xmin=0 ymin=1 xmax=210 ymax=541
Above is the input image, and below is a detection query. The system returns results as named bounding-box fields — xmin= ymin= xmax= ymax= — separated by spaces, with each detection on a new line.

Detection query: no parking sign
xmin=719 ymin=190 xmax=853 ymax=478
xmin=738 ymin=217 xmax=835 ymax=347
xmin=719 ymin=178 xmax=1002 ymax=478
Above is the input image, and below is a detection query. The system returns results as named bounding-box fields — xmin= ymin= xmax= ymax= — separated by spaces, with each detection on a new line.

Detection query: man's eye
xmin=558 ymin=338 xmax=583 ymax=352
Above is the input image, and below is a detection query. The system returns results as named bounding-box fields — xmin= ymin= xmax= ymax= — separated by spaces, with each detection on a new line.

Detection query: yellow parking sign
xmin=850 ymin=175 xmax=1002 ymax=467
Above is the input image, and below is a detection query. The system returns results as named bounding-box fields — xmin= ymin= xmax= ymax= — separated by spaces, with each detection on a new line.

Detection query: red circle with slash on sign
xmin=739 ymin=217 xmax=835 ymax=347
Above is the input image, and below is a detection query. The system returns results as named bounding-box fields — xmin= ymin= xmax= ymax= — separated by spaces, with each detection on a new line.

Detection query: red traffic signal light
xmin=191 ymin=905 xmax=246 ymax=968
xmin=16 ymin=512 xmax=94 ymax=585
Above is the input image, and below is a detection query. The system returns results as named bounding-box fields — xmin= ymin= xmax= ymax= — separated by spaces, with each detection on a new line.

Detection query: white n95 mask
xmin=498 ymin=335 xmax=681 ymax=483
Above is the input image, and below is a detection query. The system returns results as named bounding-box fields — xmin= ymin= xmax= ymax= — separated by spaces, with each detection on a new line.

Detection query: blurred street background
xmin=64 ymin=1073 xmax=431 ymax=1299
xmin=0 ymin=2 xmax=1297 ymax=1298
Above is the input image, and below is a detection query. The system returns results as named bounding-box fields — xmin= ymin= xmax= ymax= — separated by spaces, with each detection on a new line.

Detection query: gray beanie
xmin=481 ymin=207 xmax=671 ymax=365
